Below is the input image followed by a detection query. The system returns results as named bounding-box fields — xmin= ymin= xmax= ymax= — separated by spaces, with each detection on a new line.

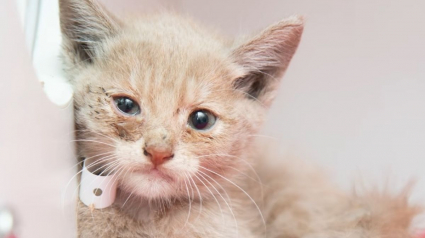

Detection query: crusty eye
xmin=188 ymin=110 xmax=217 ymax=131
xmin=113 ymin=97 xmax=140 ymax=115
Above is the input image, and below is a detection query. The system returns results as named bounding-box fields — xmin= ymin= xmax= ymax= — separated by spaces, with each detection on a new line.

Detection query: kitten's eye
xmin=188 ymin=110 xmax=217 ymax=131
xmin=113 ymin=97 xmax=140 ymax=115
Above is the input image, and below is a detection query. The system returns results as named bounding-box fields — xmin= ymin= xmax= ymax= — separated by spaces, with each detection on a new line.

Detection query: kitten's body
xmin=77 ymin=148 xmax=420 ymax=238
xmin=59 ymin=0 xmax=422 ymax=237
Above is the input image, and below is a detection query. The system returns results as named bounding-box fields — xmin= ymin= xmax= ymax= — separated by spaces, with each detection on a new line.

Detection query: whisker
xmin=193 ymin=153 xmax=265 ymax=205
xmin=72 ymin=139 xmax=115 ymax=147
xmin=67 ymin=151 xmax=114 ymax=173
xmin=91 ymin=163 xmax=128 ymax=222
xmin=121 ymin=170 xmax=136 ymax=209
xmin=227 ymin=165 xmax=260 ymax=183
xmin=198 ymin=170 xmax=239 ymax=236
xmin=75 ymin=158 xmax=120 ymax=219
xmin=182 ymin=173 xmax=192 ymax=228
xmin=72 ymin=159 xmax=120 ymax=203
xmin=199 ymin=165 xmax=267 ymax=237
xmin=62 ymin=154 xmax=117 ymax=209
xmin=95 ymin=164 xmax=124 ymax=211
xmin=75 ymin=129 xmax=119 ymax=143
xmin=194 ymin=173 xmax=224 ymax=223
xmin=187 ymin=174 xmax=203 ymax=220
xmin=198 ymin=171 xmax=240 ymax=237
xmin=89 ymin=163 xmax=123 ymax=225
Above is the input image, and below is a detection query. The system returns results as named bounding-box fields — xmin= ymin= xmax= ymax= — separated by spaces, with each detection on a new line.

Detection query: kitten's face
xmin=60 ymin=0 xmax=303 ymax=200
xmin=74 ymin=28 xmax=262 ymax=198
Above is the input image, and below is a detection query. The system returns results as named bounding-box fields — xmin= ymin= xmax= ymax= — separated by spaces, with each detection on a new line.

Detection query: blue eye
xmin=113 ymin=97 xmax=140 ymax=115
xmin=188 ymin=110 xmax=216 ymax=131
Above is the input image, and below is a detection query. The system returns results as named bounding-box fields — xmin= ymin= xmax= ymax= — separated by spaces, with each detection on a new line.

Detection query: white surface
xmin=80 ymin=164 xmax=117 ymax=209
xmin=32 ymin=0 xmax=74 ymax=107
xmin=0 ymin=208 xmax=14 ymax=235
xmin=16 ymin=0 xmax=26 ymax=25
xmin=24 ymin=0 xmax=39 ymax=53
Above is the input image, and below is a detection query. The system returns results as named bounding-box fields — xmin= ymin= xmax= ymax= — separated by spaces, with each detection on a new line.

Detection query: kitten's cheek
xmin=165 ymin=155 xmax=199 ymax=176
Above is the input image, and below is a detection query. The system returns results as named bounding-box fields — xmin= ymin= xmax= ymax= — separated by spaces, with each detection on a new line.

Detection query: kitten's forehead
xmin=95 ymin=18 xmax=241 ymax=115
xmin=102 ymin=27 xmax=233 ymax=82
xmin=91 ymin=32 xmax=237 ymax=124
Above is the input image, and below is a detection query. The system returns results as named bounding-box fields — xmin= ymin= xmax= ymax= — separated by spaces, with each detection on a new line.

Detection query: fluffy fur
xmin=59 ymin=0 xmax=423 ymax=237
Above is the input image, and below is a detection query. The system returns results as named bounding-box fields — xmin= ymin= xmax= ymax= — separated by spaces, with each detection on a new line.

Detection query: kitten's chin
xmin=121 ymin=169 xmax=180 ymax=199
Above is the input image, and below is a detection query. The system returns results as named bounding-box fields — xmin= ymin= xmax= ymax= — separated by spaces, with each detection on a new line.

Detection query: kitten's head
xmin=60 ymin=0 xmax=303 ymax=200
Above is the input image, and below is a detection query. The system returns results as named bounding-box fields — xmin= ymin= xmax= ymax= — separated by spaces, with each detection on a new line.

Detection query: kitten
xmin=59 ymin=0 xmax=422 ymax=237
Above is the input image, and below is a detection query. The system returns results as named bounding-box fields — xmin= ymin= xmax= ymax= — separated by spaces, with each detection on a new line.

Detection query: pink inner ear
xmin=229 ymin=16 xmax=304 ymax=106
xmin=231 ymin=15 xmax=304 ymax=72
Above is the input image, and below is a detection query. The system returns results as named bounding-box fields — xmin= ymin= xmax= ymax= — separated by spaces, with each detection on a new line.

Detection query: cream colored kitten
xmin=59 ymin=0 xmax=422 ymax=237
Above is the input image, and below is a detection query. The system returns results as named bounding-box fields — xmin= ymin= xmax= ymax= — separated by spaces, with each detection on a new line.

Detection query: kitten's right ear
xmin=59 ymin=0 xmax=121 ymax=65
xmin=231 ymin=16 xmax=304 ymax=106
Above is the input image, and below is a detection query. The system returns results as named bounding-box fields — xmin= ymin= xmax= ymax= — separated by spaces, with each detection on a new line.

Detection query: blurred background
xmin=1 ymin=0 xmax=424 ymax=237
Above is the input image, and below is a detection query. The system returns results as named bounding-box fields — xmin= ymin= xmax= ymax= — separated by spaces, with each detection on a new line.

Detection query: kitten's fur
xmin=59 ymin=0 xmax=423 ymax=237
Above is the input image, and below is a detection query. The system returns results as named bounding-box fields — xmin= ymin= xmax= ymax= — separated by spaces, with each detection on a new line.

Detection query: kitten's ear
xmin=59 ymin=0 xmax=121 ymax=64
xmin=231 ymin=16 xmax=304 ymax=106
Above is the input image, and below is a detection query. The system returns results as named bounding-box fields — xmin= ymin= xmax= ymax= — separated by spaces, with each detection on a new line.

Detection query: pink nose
xmin=143 ymin=146 xmax=174 ymax=167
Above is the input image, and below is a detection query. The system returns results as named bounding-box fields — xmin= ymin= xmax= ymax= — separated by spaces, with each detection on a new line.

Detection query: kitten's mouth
xmin=148 ymin=168 xmax=170 ymax=179
xmin=133 ymin=167 xmax=173 ymax=182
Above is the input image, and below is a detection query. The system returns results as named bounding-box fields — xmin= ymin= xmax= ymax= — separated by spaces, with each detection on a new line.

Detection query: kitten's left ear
xmin=231 ymin=16 xmax=304 ymax=106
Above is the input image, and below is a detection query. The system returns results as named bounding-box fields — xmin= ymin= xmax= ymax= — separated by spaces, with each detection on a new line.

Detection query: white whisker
xmin=72 ymin=139 xmax=115 ymax=147
xmin=75 ymin=129 xmax=119 ymax=143
xmin=62 ymin=154 xmax=117 ymax=211
xmin=182 ymin=172 xmax=192 ymax=228
xmin=194 ymin=173 xmax=224 ymax=223
xmin=198 ymin=170 xmax=239 ymax=237
xmin=187 ymin=174 xmax=203 ymax=220
xmin=199 ymin=165 xmax=267 ymax=236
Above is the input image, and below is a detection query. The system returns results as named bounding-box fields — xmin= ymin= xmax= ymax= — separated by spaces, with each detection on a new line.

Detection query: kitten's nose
xmin=143 ymin=146 xmax=174 ymax=167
